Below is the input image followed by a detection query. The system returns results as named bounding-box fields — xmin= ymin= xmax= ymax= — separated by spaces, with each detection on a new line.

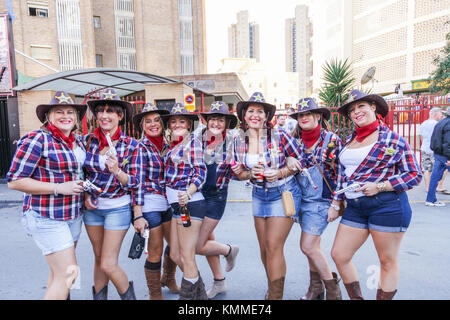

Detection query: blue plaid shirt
xmin=132 ymin=136 xmax=168 ymax=206
xmin=7 ymin=130 xmax=85 ymax=221
xmin=334 ymin=125 xmax=423 ymax=201
xmin=83 ymin=132 xmax=142 ymax=205
xmin=164 ymin=134 xmax=207 ymax=191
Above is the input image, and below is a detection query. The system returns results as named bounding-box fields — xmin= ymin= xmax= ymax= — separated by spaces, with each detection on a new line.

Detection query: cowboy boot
xmin=344 ymin=281 xmax=364 ymax=300
xmin=161 ymin=250 xmax=180 ymax=293
xmin=267 ymin=277 xmax=285 ymax=300
xmin=118 ymin=281 xmax=137 ymax=300
xmin=300 ymin=271 xmax=325 ymax=300
xmin=322 ymin=272 xmax=342 ymax=300
xmin=92 ymin=285 xmax=108 ymax=300
xmin=145 ymin=267 xmax=164 ymax=300
xmin=179 ymin=278 xmax=196 ymax=300
xmin=195 ymin=273 xmax=208 ymax=300
xmin=376 ymin=288 xmax=397 ymax=300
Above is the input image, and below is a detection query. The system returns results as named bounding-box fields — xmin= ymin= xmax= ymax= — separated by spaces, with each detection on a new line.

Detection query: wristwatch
xmin=376 ymin=181 xmax=386 ymax=193
xmin=330 ymin=203 xmax=340 ymax=211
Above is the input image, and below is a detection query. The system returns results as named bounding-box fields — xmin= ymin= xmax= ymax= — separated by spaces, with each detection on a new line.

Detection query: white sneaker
xmin=225 ymin=245 xmax=239 ymax=272
xmin=425 ymin=201 xmax=446 ymax=207
xmin=206 ymin=279 xmax=227 ymax=299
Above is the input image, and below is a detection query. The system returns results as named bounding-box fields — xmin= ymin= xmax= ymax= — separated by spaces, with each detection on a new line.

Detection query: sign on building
xmin=0 ymin=14 xmax=14 ymax=96
xmin=184 ymin=94 xmax=195 ymax=111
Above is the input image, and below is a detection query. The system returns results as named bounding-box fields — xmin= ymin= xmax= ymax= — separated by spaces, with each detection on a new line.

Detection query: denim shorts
xmin=83 ymin=204 xmax=131 ymax=230
xmin=21 ymin=210 xmax=83 ymax=256
xmin=201 ymin=188 xmax=228 ymax=220
xmin=341 ymin=191 xmax=412 ymax=232
xmin=171 ymin=199 xmax=207 ymax=221
xmin=252 ymin=177 xmax=302 ymax=219
xmin=143 ymin=209 xmax=173 ymax=229
xmin=299 ymin=201 xmax=330 ymax=236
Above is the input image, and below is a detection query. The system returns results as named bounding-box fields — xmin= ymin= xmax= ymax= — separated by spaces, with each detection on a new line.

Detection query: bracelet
xmin=114 ymin=169 xmax=122 ymax=177
xmin=54 ymin=183 xmax=59 ymax=196
xmin=186 ymin=192 xmax=192 ymax=200
xmin=133 ymin=215 xmax=145 ymax=223
xmin=330 ymin=203 xmax=340 ymax=211
xmin=247 ymin=170 xmax=251 ymax=180
xmin=376 ymin=181 xmax=386 ymax=193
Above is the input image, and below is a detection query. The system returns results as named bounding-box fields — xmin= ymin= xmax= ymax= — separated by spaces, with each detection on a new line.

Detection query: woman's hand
xmin=178 ymin=191 xmax=191 ymax=206
xmin=356 ymin=182 xmax=379 ymax=197
xmin=327 ymin=206 xmax=340 ymax=222
xmin=250 ymin=164 xmax=264 ymax=179
xmin=56 ymin=180 xmax=84 ymax=195
xmin=84 ymin=193 xmax=98 ymax=210
xmin=134 ymin=218 xmax=148 ymax=235
xmin=264 ymin=168 xmax=279 ymax=182
xmin=105 ymin=154 xmax=120 ymax=176
xmin=286 ymin=157 xmax=302 ymax=172
xmin=231 ymin=163 xmax=243 ymax=175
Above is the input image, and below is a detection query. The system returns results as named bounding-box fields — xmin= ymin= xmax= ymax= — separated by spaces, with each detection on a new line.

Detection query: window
xmin=96 ymin=54 xmax=103 ymax=67
xmin=93 ymin=16 xmax=101 ymax=29
xmin=30 ymin=45 xmax=52 ymax=60
xmin=29 ymin=6 xmax=48 ymax=17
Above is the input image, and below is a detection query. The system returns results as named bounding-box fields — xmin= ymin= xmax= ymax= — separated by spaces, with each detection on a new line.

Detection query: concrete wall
xmin=17 ymin=90 xmax=55 ymax=136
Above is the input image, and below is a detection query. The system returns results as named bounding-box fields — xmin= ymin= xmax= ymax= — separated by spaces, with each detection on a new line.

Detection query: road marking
xmin=227 ymin=200 xmax=450 ymax=204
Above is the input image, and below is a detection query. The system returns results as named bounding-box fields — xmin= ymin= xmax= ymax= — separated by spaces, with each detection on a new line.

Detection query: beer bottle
xmin=256 ymin=152 xmax=265 ymax=184
xmin=180 ymin=204 xmax=191 ymax=227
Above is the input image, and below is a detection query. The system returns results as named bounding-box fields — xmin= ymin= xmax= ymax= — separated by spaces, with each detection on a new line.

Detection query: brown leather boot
xmin=160 ymin=252 xmax=180 ymax=293
xmin=300 ymin=271 xmax=325 ymax=300
xmin=323 ymin=272 xmax=342 ymax=300
xmin=179 ymin=278 xmax=196 ymax=300
xmin=344 ymin=281 xmax=364 ymax=300
xmin=267 ymin=277 xmax=285 ymax=300
xmin=376 ymin=288 xmax=397 ymax=300
xmin=145 ymin=267 xmax=164 ymax=300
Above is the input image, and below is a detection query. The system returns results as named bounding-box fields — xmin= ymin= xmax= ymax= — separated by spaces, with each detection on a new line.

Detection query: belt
xmin=253 ymin=175 xmax=294 ymax=189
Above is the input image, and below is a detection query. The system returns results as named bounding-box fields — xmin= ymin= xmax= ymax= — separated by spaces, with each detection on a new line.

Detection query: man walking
xmin=425 ymin=108 xmax=450 ymax=207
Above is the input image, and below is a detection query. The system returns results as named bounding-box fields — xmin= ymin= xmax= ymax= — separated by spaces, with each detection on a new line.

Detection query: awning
xmin=12 ymin=68 xmax=181 ymax=97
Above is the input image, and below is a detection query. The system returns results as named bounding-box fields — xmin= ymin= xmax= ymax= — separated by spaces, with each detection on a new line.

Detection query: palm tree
xmin=319 ymin=58 xmax=356 ymax=140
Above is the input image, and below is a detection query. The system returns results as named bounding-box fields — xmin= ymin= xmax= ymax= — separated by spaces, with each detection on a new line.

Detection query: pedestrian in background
xmin=131 ymin=103 xmax=180 ymax=300
xmin=162 ymin=103 xmax=208 ymax=300
xmin=426 ymin=107 xmax=450 ymax=207
xmin=274 ymin=111 xmax=287 ymax=130
xmin=285 ymin=107 xmax=298 ymax=134
xmin=83 ymin=88 xmax=141 ymax=300
xmin=231 ymin=92 xmax=303 ymax=300
xmin=287 ymin=97 xmax=342 ymax=300
xmin=419 ymin=107 xmax=447 ymax=195
xmin=330 ymin=90 xmax=422 ymax=300
xmin=7 ymin=91 xmax=87 ymax=299
xmin=197 ymin=101 xmax=240 ymax=299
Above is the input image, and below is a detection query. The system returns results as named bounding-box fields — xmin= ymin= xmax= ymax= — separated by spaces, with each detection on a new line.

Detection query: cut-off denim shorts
xmin=299 ymin=201 xmax=330 ymax=236
xmin=143 ymin=209 xmax=172 ymax=229
xmin=201 ymin=187 xmax=228 ymax=220
xmin=21 ymin=209 xmax=83 ymax=256
xmin=341 ymin=191 xmax=412 ymax=232
xmin=171 ymin=199 xmax=207 ymax=222
xmin=252 ymin=177 xmax=302 ymax=219
xmin=83 ymin=204 xmax=132 ymax=230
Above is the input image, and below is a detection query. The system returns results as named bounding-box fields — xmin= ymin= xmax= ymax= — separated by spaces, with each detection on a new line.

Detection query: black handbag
xmin=128 ymin=231 xmax=145 ymax=260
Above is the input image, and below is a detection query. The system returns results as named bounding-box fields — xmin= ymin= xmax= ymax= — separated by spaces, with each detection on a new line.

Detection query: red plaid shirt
xmin=7 ymin=130 xmax=85 ymax=221
xmin=334 ymin=125 xmax=423 ymax=201
xmin=83 ymin=132 xmax=142 ymax=205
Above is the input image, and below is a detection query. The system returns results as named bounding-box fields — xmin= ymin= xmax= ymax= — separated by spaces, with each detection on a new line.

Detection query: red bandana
xmin=170 ymin=135 xmax=184 ymax=148
xmin=146 ymin=134 xmax=164 ymax=153
xmin=94 ymin=127 xmax=121 ymax=151
xmin=46 ymin=122 xmax=75 ymax=149
xmin=355 ymin=120 xmax=380 ymax=142
xmin=206 ymin=130 xmax=226 ymax=147
xmin=301 ymin=124 xmax=321 ymax=149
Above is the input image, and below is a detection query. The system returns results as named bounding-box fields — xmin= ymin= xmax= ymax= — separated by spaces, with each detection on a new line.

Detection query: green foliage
xmin=429 ymin=22 xmax=450 ymax=95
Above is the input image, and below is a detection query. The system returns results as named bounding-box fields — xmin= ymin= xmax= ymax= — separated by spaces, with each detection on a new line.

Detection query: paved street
xmin=0 ymin=179 xmax=449 ymax=300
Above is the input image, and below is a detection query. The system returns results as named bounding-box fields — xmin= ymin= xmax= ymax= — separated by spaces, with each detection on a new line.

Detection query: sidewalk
xmin=0 ymin=181 xmax=23 ymax=204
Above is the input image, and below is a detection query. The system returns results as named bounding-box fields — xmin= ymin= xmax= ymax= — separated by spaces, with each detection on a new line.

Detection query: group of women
xmin=7 ymin=87 xmax=422 ymax=300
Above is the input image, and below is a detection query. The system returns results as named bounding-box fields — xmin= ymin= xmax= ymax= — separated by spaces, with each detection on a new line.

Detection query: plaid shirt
xmin=297 ymin=130 xmax=342 ymax=182
xmin=6 ymin=130 xmax=85 ymax=221
xmin=83 ymin=132 xmax=141 ymax=205
xmin=164 ymin=134 xmax=206 ymax=191
xmin=334 ymin=125 xmax=423 ymax=201
xmin=132 ymin=136 xmax=168 ymax=206
xmin=202 ymin=132 xmax=236 ymax=190
xmin=233 ymin=128 xmax=306 ymax=170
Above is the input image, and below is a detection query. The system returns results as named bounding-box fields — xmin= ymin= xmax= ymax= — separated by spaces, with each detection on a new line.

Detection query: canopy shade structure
xmin=12 ymin=68 xmax=182 ymax=96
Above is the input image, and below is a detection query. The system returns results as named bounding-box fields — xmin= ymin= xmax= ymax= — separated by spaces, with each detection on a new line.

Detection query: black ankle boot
xmin=92 ymin=285 xmax=108 ymax=300
xmin=118 ymin=281 xmax=136 ymax=300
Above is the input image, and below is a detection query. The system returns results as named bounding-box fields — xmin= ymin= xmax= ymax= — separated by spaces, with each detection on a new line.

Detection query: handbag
xmin=128 ymin=231 xmax=145 ymax=260
xmin=282 ymin=188 xmax=296 ymax=217
xmin=311 ymin=154 xmax=346 ymax=216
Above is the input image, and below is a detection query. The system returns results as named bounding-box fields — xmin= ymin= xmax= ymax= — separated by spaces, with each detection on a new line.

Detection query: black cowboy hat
xmin=200 ymin=101 xmax=238 ymax=129
xmin=36 ymin=91 xmax=87 ymax=123
xmin=86 ymin=88 xmax=133 ymax=125
xmin=289 ymin=97 xmax=331 ymax=121
xmin=132 ymin=103 xmax=169 ymax=131
xmin=338 ymin=89 xmax=389 ymax=118
xmin=236 ymin=92 xmax=276 ymax=122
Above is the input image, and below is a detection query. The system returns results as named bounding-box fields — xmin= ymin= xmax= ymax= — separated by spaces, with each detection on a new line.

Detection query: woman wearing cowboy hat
xmin=287 ymin=97 xmax=343 ymax=300
xmin=7 ymin=91 xmax=87 ymax=299
xmin=161 ymin=102 xmax=208 ymax=300
xmin=83 ymin=88 xmax=142 ymax=300
xmin=330 ymin=90 xmax=422 ymax=300
xmin=196 ymin=101 xmax=240 ymax=299
xmin=131 ymin=103 xmax=181 ymax=299
xmin=231 ymin=92 xmax=304 ymax=300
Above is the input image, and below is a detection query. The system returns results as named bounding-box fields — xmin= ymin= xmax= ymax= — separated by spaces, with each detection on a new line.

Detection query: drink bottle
xmin=180 ymin=204 xmax=191 ymax=227
xmin=256 ymin=153 xmax=265 ymax=184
